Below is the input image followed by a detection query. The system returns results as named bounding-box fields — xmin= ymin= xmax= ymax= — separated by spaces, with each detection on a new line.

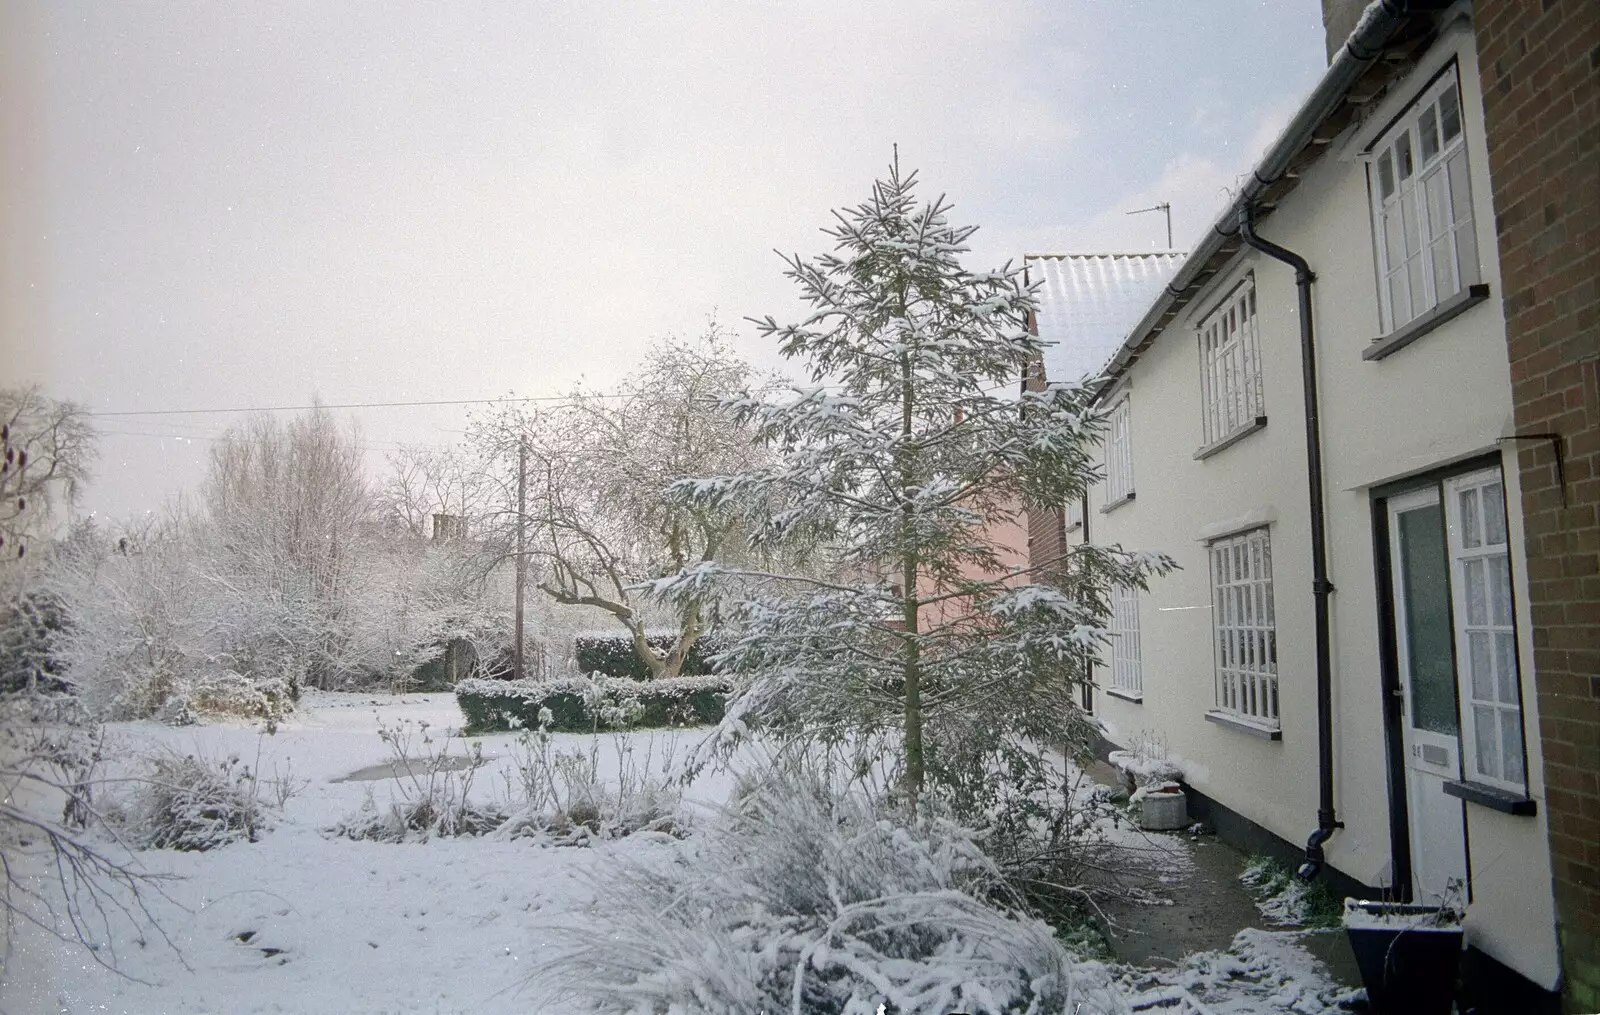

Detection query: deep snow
xmin=1 ymin=692 xmax=1359 ymax=1014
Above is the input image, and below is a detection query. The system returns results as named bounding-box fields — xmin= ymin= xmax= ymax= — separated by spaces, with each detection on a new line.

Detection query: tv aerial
xmin=1126 ymin=202 xmax=1173 ymax=249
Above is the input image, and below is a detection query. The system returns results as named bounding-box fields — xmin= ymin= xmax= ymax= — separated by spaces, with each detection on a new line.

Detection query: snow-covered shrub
xmin=120 ymin=749 xmax=273 ymax=851
xmin=188 ymin=671 xmax=293 ymax=723
xmin=529 ymin=758 xmax=1130 ymax=1014
xmin=496 ymin=721 xmax=685 ymax=845
xmin=455 ymin=674 xmax=728 ymax=733
xmin=331 ymin=719 xmax=503 ymax=842
xmin=0 ymin=590 xmax=68 ymax=694
xmin=572 ymin=631 xmax=721 ymax=680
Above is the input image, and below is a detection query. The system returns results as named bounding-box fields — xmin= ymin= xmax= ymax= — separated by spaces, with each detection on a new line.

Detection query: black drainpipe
xmin=1237 ymin=204 xmax=1343 ymax=880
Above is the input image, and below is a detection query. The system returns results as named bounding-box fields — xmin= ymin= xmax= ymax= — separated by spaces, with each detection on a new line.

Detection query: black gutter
xmin=1237 ymin=205 xmax=1343 ymax=881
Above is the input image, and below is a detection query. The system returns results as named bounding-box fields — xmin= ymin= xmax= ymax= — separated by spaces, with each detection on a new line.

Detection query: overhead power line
xmin=87 ymin=393 xmax=625 ymax=418
xmin=89 ymin=376 xmax=1025 ymax=420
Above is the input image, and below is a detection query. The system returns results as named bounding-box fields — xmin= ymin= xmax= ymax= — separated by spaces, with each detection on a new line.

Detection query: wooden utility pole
xmin=513 ymin=437 xmax=527 ymax=680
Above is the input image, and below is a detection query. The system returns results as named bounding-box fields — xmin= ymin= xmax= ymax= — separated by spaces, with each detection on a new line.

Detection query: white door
xmin=1387 ymin=487 xmax=1468 ymax=904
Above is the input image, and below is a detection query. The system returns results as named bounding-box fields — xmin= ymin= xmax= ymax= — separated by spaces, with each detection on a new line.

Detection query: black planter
xmin=1343 ymin=901 xmax=1463 ymax=1015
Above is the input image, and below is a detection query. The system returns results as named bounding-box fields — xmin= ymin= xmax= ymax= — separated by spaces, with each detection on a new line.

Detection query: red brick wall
xmin=1474 ymin=1 xmax=1600 ymax=1009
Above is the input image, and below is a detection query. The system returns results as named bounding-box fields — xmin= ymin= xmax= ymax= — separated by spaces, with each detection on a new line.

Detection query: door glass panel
xmin=1399 ymin=504 xmax=1458 ymax=734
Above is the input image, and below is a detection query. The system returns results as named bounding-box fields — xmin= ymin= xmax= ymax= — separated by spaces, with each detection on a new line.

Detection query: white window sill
xmin=1195 ymin=416 xmax=1269 ymax=461
xmin=1104 ymin=688 xmax=1143 ymax=704
xmin=1363 ymin=283 xmax=1491 ymax=361
xmin=1100 ymin=490 xmax=1136 ymax=514
xmin=1205 ymin=709 xmax=1282 ymax=741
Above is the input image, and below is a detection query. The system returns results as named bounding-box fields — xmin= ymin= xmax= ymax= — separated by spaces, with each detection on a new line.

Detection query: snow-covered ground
xmin=2 ymin=693 xmax=1359 ymax=1014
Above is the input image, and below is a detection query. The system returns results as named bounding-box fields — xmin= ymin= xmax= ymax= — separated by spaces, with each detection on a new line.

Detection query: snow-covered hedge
xmin=455 ymin=674 xmax=729 ymax=733
xmin=571 ymin=631 xmax=721 ymax=680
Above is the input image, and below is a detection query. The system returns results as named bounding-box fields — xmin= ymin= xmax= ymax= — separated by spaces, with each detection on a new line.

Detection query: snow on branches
xmin=654 ymin=161 xmax=1177 ymax=813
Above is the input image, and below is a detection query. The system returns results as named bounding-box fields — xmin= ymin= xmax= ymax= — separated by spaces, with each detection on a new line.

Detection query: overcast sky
xmin=2 ymin=1 xmax=1327 ymax=520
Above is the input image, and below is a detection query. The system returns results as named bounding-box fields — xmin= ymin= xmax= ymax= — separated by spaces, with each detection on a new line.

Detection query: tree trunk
xmin=898 ymin=348 xmax=924 ymax=815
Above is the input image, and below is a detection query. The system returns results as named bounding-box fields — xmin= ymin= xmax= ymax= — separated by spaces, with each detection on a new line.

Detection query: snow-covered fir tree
xmin=661 ymin=161 xmax=1175 ymax=814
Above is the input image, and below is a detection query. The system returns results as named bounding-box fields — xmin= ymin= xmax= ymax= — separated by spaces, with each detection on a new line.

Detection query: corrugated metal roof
xmin=1025 ymin=252 xmax=1186 ymax=384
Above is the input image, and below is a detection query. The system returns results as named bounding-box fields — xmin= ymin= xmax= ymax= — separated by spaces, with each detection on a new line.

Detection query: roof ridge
xmin=1023 ymin=250 xmax=1188 ymax=260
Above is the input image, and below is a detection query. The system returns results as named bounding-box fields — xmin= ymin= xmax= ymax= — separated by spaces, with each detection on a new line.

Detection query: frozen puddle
xmin=332 ymin=754 xmax=492 ymax=782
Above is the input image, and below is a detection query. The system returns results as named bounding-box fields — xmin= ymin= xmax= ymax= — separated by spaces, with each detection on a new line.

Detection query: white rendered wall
xmin=1085 ymin=19 xmax=1558 ymax=989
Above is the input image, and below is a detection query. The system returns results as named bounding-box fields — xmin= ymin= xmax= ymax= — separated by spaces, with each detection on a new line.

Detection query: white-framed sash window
xmin=1104 ymin=395 xmax=1134 ymax=507
xmin=1445 ymin=469 xmax=1527 ymax=792
xmin=1197 ymin=277 xmax=1264 ymax=448
xmin=1368 ymin=65 xmax=1480 ymax=333
xmin=1108 ymin=583 xmax=1142 ymax=698
xmin=1209 ymin=527 xmax=1278 ymax=727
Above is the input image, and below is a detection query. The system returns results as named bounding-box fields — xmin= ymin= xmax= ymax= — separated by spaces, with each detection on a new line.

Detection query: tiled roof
xmin=1024 ymin=252 xmax=1187 ymax=385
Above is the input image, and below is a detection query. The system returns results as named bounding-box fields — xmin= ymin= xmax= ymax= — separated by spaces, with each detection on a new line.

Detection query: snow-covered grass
xmin=1119 ymin=928 xmax=1365 ymax=1014
xmin=1239 ymin=855 xmax=1342 ymax=929
xmin=1 ymin=693 xmax=1359 ymax=1014
xmin=0 ymin=692 xmax=730 ymax=1014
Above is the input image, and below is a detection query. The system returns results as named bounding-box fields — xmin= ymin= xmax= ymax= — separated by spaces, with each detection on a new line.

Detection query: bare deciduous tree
xmin=470 ymin=327 xmax=773 ymax=679
xmin=203 ymin=403 xmax=373 ymax=689
xmin=0 ymin=386 xmax=95 ymax=561
xmin=378 ymin=445 xmax=495 ymax=541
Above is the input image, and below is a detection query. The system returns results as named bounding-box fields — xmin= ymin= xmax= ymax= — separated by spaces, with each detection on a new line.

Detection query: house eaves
xmin=1091 ymin=0 xmax=1452 ymax=400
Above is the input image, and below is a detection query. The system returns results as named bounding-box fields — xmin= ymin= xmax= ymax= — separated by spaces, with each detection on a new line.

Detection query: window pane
xmin=1424 ymin=169 xmax=1451 ymax=243
xmin=1470 ymin=630 xmax=1494 ymax=700
xmin=1484 ymin=482 xmax=1507 ymax=545
xmin=1401 ymin=190 xmax=1422 ymax=256
xmin=1447 ymin=150 xmax=1478 ymax=283
xmin=1420 ymin=106 xmax=1441 ymax=161
xmin=1460 ymin=487 xmax=1481 ymax=548
xmin=1490 ymin=554 xmax=1513 ymax=626
xmin=1475 ymin=705 xmax=1500 ymax=780
xmin=1384 ymin=208 xmax=1407 ymax=271
xmin=1446 ymin=152 xmax=1472 ymax=227
xmin=1495 ymin=631 xmax=1518 ymax=704
xmin=1388 ymin=272 xmax=1410 ymax=327
xmin=1432 ymin=237 xmax=1458 ymax=301
xmin=1378 ymin=151 xmax=1396 ymax=198
xmin=1408 ymin=257 xmax=1428 ymax=315
xmin=1465 ymin=557 xmax=1487 ymax=625
xmin=1501 ymin=710 xmax=1525 ymax=784
xmin=1397 ymin=131 xmax=1414 ymax=179
xmin=1440 ymin=85 xmax=1462 ymax=141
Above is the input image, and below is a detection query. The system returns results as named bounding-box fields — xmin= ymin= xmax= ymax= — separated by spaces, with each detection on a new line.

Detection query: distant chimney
xmin=431 ymin=513 xmax=465 ymax=541
xmin=1321 ymin=0 xmax=1369 ymax=62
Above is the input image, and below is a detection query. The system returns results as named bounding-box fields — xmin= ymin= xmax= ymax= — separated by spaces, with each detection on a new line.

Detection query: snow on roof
xmin=1025 ymin=252 xmax=1186 ymax=385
